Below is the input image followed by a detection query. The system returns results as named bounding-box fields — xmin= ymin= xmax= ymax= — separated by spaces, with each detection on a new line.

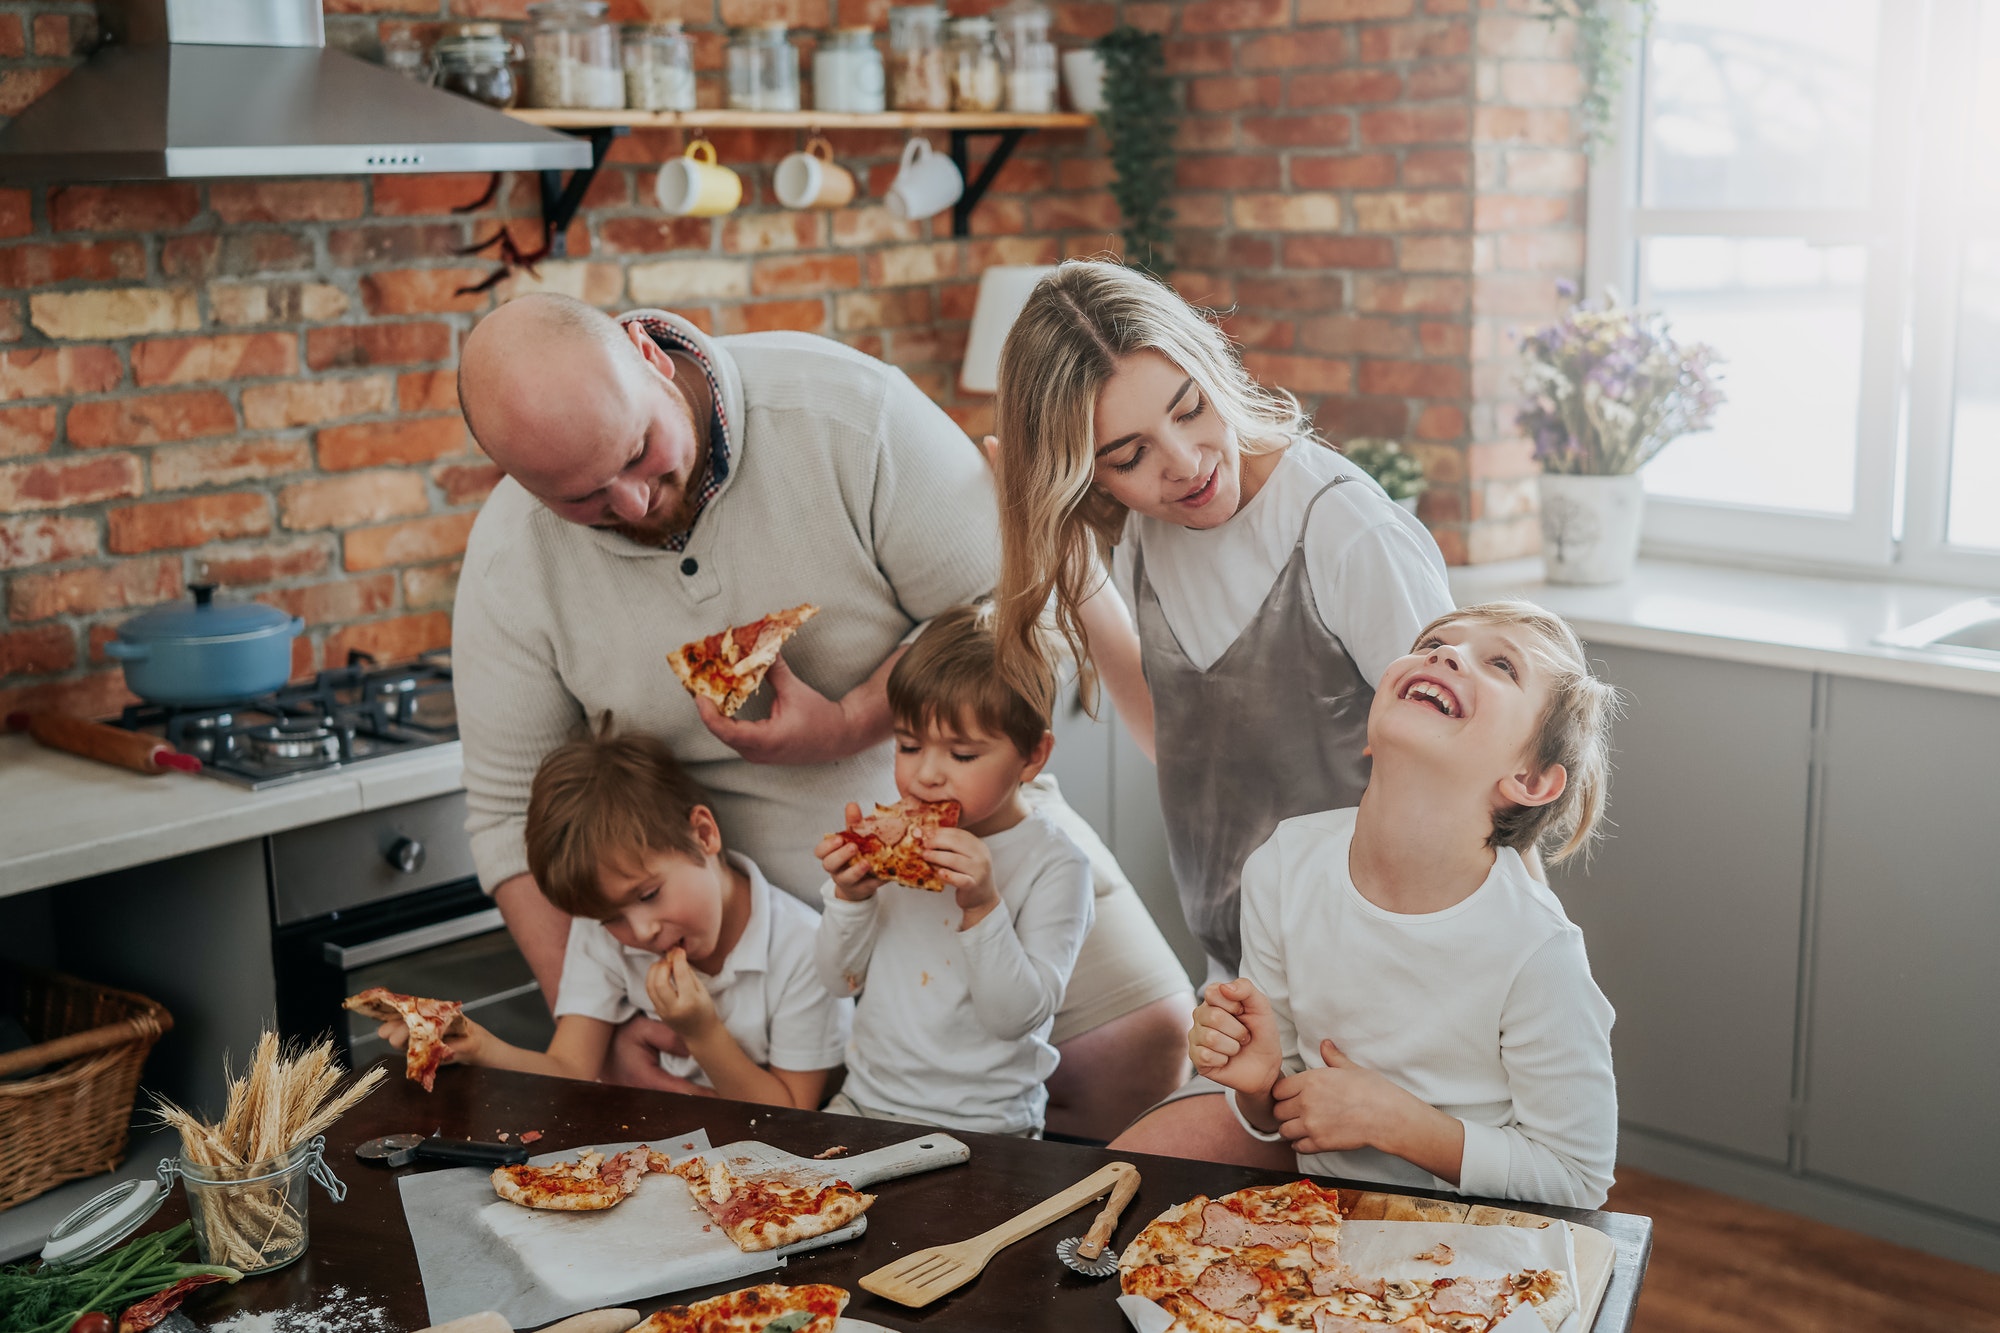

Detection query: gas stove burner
xmin=174 ymin=711 xmax=235 ymax=761
xmin=369 ymin=675 xmax=418 ymax=718
xmin=247 ymin=719 xmax=344 ymax=765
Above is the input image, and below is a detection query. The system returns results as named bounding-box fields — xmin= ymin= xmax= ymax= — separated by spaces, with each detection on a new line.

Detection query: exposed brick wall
xmin=0 ymin=0 xmax=1582 ymax=714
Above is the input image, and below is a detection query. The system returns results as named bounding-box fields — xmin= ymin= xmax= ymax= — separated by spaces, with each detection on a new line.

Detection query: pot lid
xmin=117 ymin=584 xmax=296 ymax=644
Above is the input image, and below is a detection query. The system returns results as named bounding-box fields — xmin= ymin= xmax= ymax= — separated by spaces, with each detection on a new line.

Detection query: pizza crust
xmin=672 ymin=1155 xmax=875 ymax=1253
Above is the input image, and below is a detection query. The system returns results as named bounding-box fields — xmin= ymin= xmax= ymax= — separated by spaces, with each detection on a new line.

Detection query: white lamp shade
xmin=959 ymin=264 xmax=1057 ymax=396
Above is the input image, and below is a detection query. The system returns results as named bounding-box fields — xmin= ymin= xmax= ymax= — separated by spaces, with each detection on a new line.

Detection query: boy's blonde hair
xmin=1414 ymin=601 xmax=1618 ymax=865
xmin=889 ymin=602 xmax=1055 ymax=759
xmin=992 ymin=260 xmax=1309 ymax=711
xmin=525 ymin=723 xmax=716 ymax=919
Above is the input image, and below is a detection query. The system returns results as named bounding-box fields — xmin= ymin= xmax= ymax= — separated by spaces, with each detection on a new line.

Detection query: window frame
xmin=1583 ymin=0 xmax=2000 ymax=583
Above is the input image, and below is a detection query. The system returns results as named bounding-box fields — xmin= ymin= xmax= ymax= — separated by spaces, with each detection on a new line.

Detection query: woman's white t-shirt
xmin=1111 ymin=439 xmax=1452 ymax=688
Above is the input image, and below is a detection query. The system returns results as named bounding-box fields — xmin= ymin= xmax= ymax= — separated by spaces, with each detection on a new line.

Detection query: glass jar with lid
xmin=623 ymin=21 xmax=695 ymax=111
xmin=382 ymin=29 xmax=431 ymax=84
xmin=997 ymin=2 xmax=1056 ymax=113
xmin=887 ymin=5 xmax=949 ymax=112
xmin=433 ymin=24 xmax=519 ymax=108
xmin=525 ymin=0 xmax=624 ymax=109
xmin=726 ymin=22 xmax=801 ymax=111
xmin=947 ymin=16 xmax=1003 ymax=113
xmin=814 ymin=27 xmax=885 ymax=114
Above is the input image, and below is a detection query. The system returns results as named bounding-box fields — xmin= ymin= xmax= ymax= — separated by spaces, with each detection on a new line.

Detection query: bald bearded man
xmin=451 ymin=293 xmax=1193 ymax=1138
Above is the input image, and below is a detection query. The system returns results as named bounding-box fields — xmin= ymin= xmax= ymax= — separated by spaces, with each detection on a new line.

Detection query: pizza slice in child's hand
xmin=490 ymin=1145 xmax=673 ymax=1211
xmin=671 ymin=1155 xmax=873 ymax=1253
xmin=834 ymin=796 xmax=962 ymax=892
xmin=667 ymin=603 xmax=819 ymax=718
xmin=341 ymin=986 xmax=469 ymax=1092
xmin=634 ymin=1283 xmax=848 ymax=1333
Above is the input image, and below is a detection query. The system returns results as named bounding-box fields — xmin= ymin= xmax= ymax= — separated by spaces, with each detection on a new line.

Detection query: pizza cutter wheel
xmin=355 ymin=1133 xmax=529 ymax=1169
xmin=1055 ymin=1161 xmax=1140 ymax=1278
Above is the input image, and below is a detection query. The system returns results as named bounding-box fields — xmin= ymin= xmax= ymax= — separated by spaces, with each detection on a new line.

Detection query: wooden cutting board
xmin=1336 ymin=1188 xmax=1616 ymax=1331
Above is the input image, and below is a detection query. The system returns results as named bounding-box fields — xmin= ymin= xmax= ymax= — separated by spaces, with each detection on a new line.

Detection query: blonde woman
xmin=991 ymin=261 xmax=1453 ymax=1162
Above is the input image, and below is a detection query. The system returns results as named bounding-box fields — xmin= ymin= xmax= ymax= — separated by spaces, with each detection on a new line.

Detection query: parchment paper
xmin=1118 ymin=1217 xmax=1580 ymax=1333
xmin=399 ymin=1135 xmax=866 ymax=1327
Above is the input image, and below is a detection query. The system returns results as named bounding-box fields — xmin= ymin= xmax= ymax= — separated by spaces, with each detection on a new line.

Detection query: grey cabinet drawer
xmin=270 ymin=791 xmax=477 ymax=925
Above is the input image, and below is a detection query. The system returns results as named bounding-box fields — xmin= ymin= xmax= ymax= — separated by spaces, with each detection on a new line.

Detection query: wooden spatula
xmin=858 ymin=1160 xmax=1136 ymax=1308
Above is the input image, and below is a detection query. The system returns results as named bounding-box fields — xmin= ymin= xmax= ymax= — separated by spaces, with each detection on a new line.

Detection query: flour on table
xmin=208 ymin=1285 xmax=396 ymax=1333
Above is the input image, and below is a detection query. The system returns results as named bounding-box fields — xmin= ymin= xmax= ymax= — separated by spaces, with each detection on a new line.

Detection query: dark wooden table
xmin=168 ymin=1065 xmax=1651 ymax=1332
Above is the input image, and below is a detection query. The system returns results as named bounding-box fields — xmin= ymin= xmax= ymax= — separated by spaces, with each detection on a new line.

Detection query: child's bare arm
xmin=646 ymin=949 xmax=825 ymax=1109
xmin=375 ymin=1013 xmax=612 ymax=1083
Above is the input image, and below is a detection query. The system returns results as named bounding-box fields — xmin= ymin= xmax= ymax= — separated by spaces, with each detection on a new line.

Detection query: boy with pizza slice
xmin=373 ymin=728 xmax=849 ymax=1108
xmin=812 ymin=603 xmax=1095 ymax=1136
xmin=1189 ymin=602 xmax=1621 ymax=1208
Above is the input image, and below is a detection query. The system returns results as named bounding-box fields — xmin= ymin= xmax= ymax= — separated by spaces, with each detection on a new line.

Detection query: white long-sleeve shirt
xmin=814 ymin=811 xmax=1094 ymax=1134
xmin=1238 ymin=808 xmax=1618 ymax=1208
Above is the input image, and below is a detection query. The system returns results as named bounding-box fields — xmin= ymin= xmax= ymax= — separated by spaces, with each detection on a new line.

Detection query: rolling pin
xmin=415 ymin=1311 xmax=639 ymax=1333
xmin=6 ymin=712 xmax=201 ymax=775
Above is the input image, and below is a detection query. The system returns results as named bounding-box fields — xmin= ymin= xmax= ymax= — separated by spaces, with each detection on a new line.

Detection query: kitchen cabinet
xmin=1551 ymin=645 xmax=1814 ymax=1165
xmin=1803 ymin=676 xmax=2000 ymax=1225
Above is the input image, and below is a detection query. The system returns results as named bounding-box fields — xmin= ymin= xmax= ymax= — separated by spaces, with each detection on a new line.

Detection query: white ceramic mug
xmin=885 ymin=137 xmax=965 ymax=222
xmin=653 ymin=140 xmax=743 ymax=217
xmin=774 ymin=136 xmax=858 ymax=211
xmin=1062 ymin=49 xmax=1105 ymax=113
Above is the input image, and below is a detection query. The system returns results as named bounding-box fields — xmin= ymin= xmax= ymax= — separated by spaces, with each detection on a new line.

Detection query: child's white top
xmin=814 ymin=810 xmax=1095 ymax=1135
xmin=1111 ymin=438 xmax=1451 ymax=683
xmin=1238 ymin=808 xmax=1617 ymax=1208
xmin=554 ymin=851 xmax=852 ymax=1082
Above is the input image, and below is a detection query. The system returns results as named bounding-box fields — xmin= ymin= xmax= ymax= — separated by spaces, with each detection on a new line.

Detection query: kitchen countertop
xmin=166 ymin=1064 xmax=1654 ymax=1333
xmin=1450 ymin=557 xmax=2000 ymax=697
xmin=0 ymin=735 xmax=465 ymax=900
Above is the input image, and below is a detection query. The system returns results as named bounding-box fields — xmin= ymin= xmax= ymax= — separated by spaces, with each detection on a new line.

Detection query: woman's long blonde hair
xmin=993 ymin=260 xmax=1311 ymax=709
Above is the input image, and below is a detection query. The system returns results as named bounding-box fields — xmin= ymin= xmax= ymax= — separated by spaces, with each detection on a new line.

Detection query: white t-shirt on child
xmin=814 ymin=810 xmax=1095 ymax=1135
xmin=554 ymin=851 xmax=851 ymax=1083
xmin=1237 ymin=808 xmax=1617 ymax=1208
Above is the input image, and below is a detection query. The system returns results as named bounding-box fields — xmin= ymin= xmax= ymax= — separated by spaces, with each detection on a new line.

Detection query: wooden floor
xmin=1607 ymin=1168 xmax=2000 ymax=1332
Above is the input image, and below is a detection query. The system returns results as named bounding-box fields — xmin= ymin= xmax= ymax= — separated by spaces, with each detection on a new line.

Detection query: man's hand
xmin=603 ymin=1012 xmax=702 ymax=1092
xmin=696 ymin=659 xmax=869 ymax=765
xmin=817 ymin=808 xmax=884 ymax=901
xmin=1188 ymin=978 xmax=1283 ymax=1097
xmin=1272 ymin=1038 xmax=1432 ymax=1158
xmin=924 ymin=827 xmax=997 ymax=929
xmin=645 ymin=947 xmax=721 ymax=1040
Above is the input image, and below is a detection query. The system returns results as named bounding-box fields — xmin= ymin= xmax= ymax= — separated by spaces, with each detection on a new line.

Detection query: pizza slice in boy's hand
xmin=835 ymin=796 xmax=963 ymax=891
xmin=342 ymin=986 xmax=468 ymax=1092
xmin=671 ymin=1155 xmax=873 ymax=1253
xmin=667 ymin=603 xmax=819 ymax=718
xmin=634 ymin=1284 xmax=848 ymax=1333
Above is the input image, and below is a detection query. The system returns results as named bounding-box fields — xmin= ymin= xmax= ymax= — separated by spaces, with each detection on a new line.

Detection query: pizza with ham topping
xmin=1119 ymin=1181 xmax=1576 ymax=1333
xmin=833 ymin=796 xmax=962 ymax=892
xmin=342 ymin=986 xmax=468 ymax=1092
xmin=490 ymin=1145 xmax=673 ymax=1211
xmin=667 ymin=603 xmax=818 ymax=718
xmin=671 ymin=1154 xmax=873 ymax=1253
xmin=633 ymin=1283 xmax=848 ymax=1333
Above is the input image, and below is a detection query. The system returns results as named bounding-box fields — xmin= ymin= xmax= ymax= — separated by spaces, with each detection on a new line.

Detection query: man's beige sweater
xmin=453 ymin=312 xmax=1000 ymax=899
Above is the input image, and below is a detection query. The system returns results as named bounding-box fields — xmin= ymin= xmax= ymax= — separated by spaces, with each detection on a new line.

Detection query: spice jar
xmin=888 ymin=5 xmax=949 ymax=112
xmin=726 ymin=23 xmax=801 ymax=111
xmin=997 ymin=2 xmax=1057 ymax=113
xmin=433 ymin=25 xmax=519 ymax=108
xmin=382 ymin=29 xmax=430 ymax=84
xmin=947 ymin=16 xmax=1003 ymax=113
xmin=623 ymin=21 xmax=695 ymax=111
xmin=525 ymin=0 xmax=624 ymax=109
xmin=814 ymin=27 xmax=886 ymax=114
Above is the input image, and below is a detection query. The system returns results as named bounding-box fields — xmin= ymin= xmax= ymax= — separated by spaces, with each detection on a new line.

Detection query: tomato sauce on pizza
xmin=834 ymin=797 xmax=962 ymax=892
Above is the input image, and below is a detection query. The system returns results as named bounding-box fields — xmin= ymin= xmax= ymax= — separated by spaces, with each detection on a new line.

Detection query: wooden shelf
xmin=507 ymin=108 xmax=1096 ymax=131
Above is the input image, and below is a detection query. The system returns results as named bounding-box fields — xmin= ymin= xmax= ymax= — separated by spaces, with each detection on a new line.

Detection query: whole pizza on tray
xmin=1120 ymin=1181 xmax=1576 ymax=1333
xmin=667 ymin=603 xmax=818 ymax=718
xmin=834 ymin=796 xmax=962 ymax=892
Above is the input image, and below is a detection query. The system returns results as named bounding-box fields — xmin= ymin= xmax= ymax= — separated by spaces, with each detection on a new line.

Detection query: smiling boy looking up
xmin=1191 ymin=601 xmax=1620 ymax=1207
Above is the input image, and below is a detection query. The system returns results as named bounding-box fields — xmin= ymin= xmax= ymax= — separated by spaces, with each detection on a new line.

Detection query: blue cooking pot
xmin=106 ymin=584 xmax=305 ymax=705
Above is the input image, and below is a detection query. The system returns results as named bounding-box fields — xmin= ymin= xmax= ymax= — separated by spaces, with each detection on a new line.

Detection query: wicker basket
xmin=0 ymin=964 xmax=172 ymax=1212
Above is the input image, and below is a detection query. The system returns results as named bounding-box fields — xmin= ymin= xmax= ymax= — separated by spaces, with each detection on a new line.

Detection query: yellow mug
xmin=654 ymin=140 xmax=743 ymax=217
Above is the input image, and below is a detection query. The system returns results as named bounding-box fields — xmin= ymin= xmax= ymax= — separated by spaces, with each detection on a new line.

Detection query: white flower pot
xmin=1537 ymin=473 xmax=1644 ymax=585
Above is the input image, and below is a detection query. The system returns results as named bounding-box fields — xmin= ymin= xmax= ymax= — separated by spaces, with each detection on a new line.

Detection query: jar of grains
xmin=887 ymin=5 xmax=949 ymax=111
xmin=814 ymin=27 xmax=885 ymax=113
xmin=433 ymin=25 xmax=518 ymax=108
xmin=525 ymin=0 xmax=623 ymax=109
xmin=947 ymin=16 xmax=1003 ymax=113
xmin=726 ymin=22 xmax=800 ymax=111
xmin=623 ymin=21 xmax=695 ymax=111
xmin=997 ymin=2 xmax=1057 ymax=113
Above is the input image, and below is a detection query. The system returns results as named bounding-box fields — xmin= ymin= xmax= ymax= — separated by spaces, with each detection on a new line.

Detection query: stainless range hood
xmin=0 ymin=0 xmax=590 ymax=181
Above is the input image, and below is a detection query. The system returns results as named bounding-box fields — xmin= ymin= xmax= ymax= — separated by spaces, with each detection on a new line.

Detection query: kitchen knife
xmin=355 ymin=1134 xmax=528 ymax=1169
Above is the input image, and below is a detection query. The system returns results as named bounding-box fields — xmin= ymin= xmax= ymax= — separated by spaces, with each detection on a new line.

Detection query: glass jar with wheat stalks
xmin=152 ymin=1034 xmax=383 ymax=1274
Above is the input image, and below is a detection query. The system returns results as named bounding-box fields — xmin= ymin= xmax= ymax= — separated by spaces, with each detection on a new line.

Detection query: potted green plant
xmin=1093 ymin=26 xmax=1176 ymax=276
xmin=1517 ymin=286 xmax=1725 ymax=584
xmin=1342 ymin=438 xmax=1427 ymax=516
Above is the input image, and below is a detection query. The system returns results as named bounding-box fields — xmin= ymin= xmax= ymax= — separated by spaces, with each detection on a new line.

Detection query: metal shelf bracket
xmin=949 ymin=127 xmax=1028 ymax=239
xmin=539 ymin=126 xmax=627 ymax=257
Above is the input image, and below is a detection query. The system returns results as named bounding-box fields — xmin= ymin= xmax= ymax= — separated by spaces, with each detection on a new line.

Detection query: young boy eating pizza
xmin=373 ymin=727 xmax=849 ymax=1108
xmin=812 ymin=602 xmax=1095 ymax=1137
xmin=1190 ymin=601 xmax=1620 ymax=1207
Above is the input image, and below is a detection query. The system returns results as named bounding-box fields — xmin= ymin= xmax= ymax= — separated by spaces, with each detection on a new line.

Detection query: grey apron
xmin=1133 ymin=477 xmax=1374 ymax=974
